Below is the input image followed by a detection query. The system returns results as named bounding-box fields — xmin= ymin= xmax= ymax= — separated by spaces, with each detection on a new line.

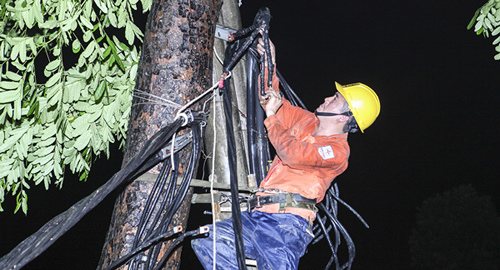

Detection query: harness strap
xmin=247 ymin=193 xmax=318 ymax=213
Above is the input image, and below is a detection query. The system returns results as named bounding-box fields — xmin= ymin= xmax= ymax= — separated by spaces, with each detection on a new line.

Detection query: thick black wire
xmin=222 ymin=53 xmax=248 ymax=269
xmin=116 ymin=120 xmax=203 ymax=270
xmin=106 ymin=228 xmax=180 ymax=270
xmin=133 ymin=160 xmax=172 ymax=248
xmin=246 ymin=46 xmax=259 ymax=179
xmin=142 ymin=155 xmax=180 ymax=269
xmin=316 ymin=214 xmax=339 ymax=270
xmin=148 ymin=124 xmax=202 ymax=268
xmin=151 ymin=229 xmax=200 ymax=270
xmin=144 ymin=123 xmax=203 ymax=269
xmin=129 ymin=160 xmax=173 ymax=269
xmin=221 ymin=36 xmax=248 ymax=270
xmin=317 ymin=203 xmax=356 ymax=270
xmin=277 ymin=70 xmax=307 ymax=109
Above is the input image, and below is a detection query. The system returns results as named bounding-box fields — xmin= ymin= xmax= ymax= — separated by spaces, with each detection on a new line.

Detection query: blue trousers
xmin=191 ymin=211 xmax=313 ymax=270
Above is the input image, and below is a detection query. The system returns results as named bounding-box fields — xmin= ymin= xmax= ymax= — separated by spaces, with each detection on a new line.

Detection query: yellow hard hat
xmin=335 ymin=82 xmax=380 ymax=133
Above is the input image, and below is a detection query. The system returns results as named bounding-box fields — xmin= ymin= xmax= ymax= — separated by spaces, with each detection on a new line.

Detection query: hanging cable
xmin=221 ymin=40 xmax=248 ymax=269
xmin=210 ymin=90 xmax=219 ymax=269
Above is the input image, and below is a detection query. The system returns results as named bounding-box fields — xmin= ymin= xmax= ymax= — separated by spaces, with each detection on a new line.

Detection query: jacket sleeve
xmin=264 ymin=115 xmax=349 ymax=170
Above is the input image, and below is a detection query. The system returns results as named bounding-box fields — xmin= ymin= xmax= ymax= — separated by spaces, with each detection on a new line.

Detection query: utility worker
xmin=191 ymin=39 xmax=380 ymax=270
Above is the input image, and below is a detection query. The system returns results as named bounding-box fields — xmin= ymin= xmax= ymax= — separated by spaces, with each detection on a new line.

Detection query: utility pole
xmin=98 ymin=0 xmax=222 ymax=269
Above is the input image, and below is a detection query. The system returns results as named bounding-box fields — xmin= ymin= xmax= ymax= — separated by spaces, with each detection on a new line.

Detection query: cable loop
xmin=175 ymin=113 xmax=189 ymax=127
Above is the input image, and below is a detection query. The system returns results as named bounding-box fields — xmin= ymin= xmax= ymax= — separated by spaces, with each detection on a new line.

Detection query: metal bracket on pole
xmin=215 ymin=24 xmax=237 ymax=41
xmin=156 ymin=132 xmax=192 ymax=160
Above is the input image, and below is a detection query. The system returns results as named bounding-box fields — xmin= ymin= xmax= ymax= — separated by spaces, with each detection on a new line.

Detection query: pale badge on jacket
xmin=318 ymin=145 xmax=335 ymax=160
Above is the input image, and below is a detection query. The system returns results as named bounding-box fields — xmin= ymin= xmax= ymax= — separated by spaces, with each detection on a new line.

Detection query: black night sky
xmin=1 ymin=0 xmax=500 ymax=269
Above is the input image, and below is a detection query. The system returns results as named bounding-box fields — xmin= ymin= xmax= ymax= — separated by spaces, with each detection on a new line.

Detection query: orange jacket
xmin=257 ymin=73 xmax=350 ymax=221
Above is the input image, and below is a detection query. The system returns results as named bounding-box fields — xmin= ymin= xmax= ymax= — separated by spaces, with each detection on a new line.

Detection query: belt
xmin=247 ymin=193 xmax=317 ymax=213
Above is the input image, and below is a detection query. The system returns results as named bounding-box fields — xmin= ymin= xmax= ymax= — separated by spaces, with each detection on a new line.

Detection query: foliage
xmin=409 ymin=184 xmax=500 ymax=270
xmin=0 ymin=0 xmax=151 ymax=214
xmin=468 ymin=0 xmax=500 ymax=60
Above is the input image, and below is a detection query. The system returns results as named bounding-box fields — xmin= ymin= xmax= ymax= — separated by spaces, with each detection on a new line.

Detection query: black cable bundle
xmin=107 ymin=117 xmax=205 ymax=270
xmin=221 ymin=39 xmax=249 ymax=270
xmin=311 ymin=184 xmax=370 ymax=270
xmin=246 ymin=46 xmax=271 ymax=185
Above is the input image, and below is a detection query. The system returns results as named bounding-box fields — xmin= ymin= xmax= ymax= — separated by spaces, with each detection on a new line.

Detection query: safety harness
xmin=247 ymin=192 xmax=318 ymax=213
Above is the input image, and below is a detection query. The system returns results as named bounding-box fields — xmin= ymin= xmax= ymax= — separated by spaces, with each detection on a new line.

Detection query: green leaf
xmin=468 ymin=9 xmax=481 ymax=30
xmin=41 ymin=124 xmax=57 ymax=141
xmin=82 ymin=41 xmax=95 ymax=58
xmin=0 ymin=81 xmax=20 ymax=89
xmin=11 ymin=61 xmax=26 ymax=71
xmin=34 ymin=153 xmax=54 ymax=166
xmin=18 ymin=40 xmax=27 ymax=63
xmin=108 ymin=54 xmax=116 ymax=67
xmin=38 ymin=136 xmax=56 ymax=147
xmin=27 ymin=100 xmax=39 ymax=117
xmin=108 ymin=10 xmax=117 ymax=27
xmin=5 ymin=71 xmax=22 ymax=81
xmin=33 ymin=0 xmax=44 ymax=23
xmin=21 ymin=192 xmax=27 ymax=214
xmin=492 ymin=26 xmax=500 ymax=36
xmin=48 ymin=87 xmax=62 ymax=106
xmin=72 ymin=39 xmax=81 ymax=53
xmin=10 ymin=43 xmax=19 ymax=61
xmin=118 ymin=42 xmax=130 ymax=51
xmin=94 ymin=0 xmax=108 ymax=13
xmin=22 ymin=8 xmax=35 ymax=28
xmin=74 ymin=131 xmax=92 ymax=151
xmin=53 ymin=46 xmax=61 ymax=57
xmin=79 ymin=16 xmax=94 ymax=30
xmin=95 ymin=80 xmax=106 ymax=100
xmin=45 ymin=58 xmax=61 ymax=72
xmin=114 ymin=54 xmax=125 ymax=71
xmin=33 ymin=145 xmax=55 ymax=157
xmin=0 ymin=89 xmax=21 ymax=103
xmin=102 ymin=45 xmax=112 ymax=59
xmin=83 ymin=30 xmax=92 ymax=43
xmin=125 ymin=21 xmax=134 ymax=45
xmin=45 ymin=71 xmax=61 ymax=88
xmin=493 ymin=34 xmax=500 ymax=45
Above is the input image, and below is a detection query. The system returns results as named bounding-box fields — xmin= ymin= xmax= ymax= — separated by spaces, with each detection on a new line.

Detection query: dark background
xmin=1 ymin=0 xmax=500 ymax=269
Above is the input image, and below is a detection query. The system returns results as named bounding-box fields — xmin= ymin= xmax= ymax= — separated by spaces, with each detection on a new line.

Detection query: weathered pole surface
xmin=98 ymin=0 xmax=222 ymax=269
xmin=206 ymin=0 xmax=252 ymax=202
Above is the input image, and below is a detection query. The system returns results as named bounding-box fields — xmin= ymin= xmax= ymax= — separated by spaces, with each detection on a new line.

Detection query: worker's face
xmin=316 ymin=92 xmax=348 ymax=114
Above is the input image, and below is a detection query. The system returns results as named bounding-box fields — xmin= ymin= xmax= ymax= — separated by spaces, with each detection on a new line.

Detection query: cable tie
xmin=219 ymin=73 xmax=228 ymax=89
xmin=174 ymin=112 xmax=189 ymax=127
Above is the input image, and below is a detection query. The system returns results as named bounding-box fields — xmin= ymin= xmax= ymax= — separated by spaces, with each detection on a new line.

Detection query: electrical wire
xmin=210 ymin=91 xmax=218 ymax=269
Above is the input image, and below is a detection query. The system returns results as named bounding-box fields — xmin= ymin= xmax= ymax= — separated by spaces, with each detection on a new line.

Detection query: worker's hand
xmin=262 ymin=88 xmax=282 ymax=117
xmin=256 ymin=38 xmax=276 ymax=67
